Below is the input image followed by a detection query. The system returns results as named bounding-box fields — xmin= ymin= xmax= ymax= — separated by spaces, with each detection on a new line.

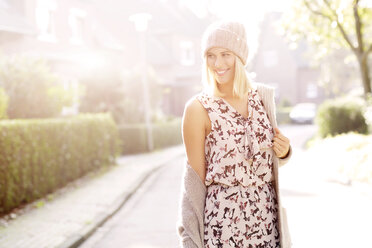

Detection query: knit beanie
xmin=201 ymin=20 xmax=248 ymax=65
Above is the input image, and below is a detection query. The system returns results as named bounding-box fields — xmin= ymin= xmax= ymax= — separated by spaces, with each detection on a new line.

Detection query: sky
xmin=181 ymin=0 xmax=294 ymax=60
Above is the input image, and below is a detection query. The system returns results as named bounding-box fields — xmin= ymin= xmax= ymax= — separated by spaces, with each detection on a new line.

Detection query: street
xmin=78 ymin=155 xmax=184 ymax=248
xmin=79 ymin=124 xmax=372 ymax=248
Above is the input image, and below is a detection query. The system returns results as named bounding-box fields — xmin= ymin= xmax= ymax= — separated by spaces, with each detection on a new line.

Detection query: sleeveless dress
xmin=196 ymin=88 xmax=280 ymax=248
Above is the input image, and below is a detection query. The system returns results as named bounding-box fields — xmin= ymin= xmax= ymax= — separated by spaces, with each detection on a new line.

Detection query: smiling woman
xmin=177 ymin=20 xmax=293 ymax=248
xmin=206 ymin=48 xmax=235 ymax=84
xmin=201 ymin=21 xmax=251 ymax=100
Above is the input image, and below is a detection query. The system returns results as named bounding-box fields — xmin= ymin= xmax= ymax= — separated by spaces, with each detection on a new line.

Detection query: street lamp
xmin=129 ymin=13 xmax=154 ymax=152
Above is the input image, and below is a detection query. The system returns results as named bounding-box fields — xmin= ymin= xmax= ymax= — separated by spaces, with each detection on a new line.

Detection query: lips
xmin=215 ymin=69 xmax=229 ymax=76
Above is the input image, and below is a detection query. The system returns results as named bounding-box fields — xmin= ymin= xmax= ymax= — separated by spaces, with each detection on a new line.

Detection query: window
xmin=180 ymin=41 xmax=195 ymax=66
xmin=306 ymin=83 xmax=318 ymax=99
xmin=69 ymin=8 xmax=86 ymax=45
xmin=0 ymin=0 xmax=10 ymax=9
xmin=35 ymin=0 xmax=57 ymax=42
xmin=263 ymin=50 xmax=278 ymax=68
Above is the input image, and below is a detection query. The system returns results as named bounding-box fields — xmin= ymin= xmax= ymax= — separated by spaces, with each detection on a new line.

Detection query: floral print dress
xmin=196 ymin=88 xmax=280 ymax=248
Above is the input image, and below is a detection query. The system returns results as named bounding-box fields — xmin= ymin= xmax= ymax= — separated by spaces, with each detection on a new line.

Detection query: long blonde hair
xmin=202 ymin=54 xmax=252 ymax=99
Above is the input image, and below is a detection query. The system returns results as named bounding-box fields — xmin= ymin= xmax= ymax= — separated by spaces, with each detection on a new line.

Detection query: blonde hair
xmin=202 ymin=54 xmax=252 ymax=99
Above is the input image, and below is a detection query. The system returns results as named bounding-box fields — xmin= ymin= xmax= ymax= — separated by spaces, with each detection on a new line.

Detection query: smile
xmin=215 ymin=69 xmax=229 ymax=76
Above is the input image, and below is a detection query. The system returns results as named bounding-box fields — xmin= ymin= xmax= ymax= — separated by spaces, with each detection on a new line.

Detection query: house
xmin=0 ymin=0 xmax=126 ymax=115
xmin=250 ymin=12 xmax=326 ymax=106
xmin=91 ymin=0 xmax=211 ymax=116
xmin=0 ymin=0 xmax=211 ymax=118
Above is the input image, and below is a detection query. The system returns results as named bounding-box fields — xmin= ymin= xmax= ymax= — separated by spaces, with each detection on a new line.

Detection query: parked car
xmin=289 ymin=103 xmax=317 ymax=124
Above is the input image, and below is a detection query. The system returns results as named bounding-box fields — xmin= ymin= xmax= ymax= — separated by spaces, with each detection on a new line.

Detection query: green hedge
xmin=0 ymin=88 xmax=8 ymax=119
xmin=315 ymin=97 xmax=368 ymax=138
xmin=119 ymin=118 xmax=182 ymax=154
xmin=276 ymin=107 xmax=292 ymax=125
xmin=0 ymin=113 xmax=120 ymax=214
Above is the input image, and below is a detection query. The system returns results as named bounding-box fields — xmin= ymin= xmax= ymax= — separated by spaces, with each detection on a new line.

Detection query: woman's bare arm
xmin=182 ymin=98 xmax=207 ymax=183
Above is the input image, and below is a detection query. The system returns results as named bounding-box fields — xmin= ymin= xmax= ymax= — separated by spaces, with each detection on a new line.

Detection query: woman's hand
xmin=273 ymin=128 xmax=290 ymax=158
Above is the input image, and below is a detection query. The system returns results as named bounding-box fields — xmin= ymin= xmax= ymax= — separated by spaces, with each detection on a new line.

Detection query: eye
xmin=222 ymin=53 xmax=231 ymax=57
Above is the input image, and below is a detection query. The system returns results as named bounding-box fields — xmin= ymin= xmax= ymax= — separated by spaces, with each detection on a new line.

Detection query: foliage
xmin=79 ymin=66 xmax=166 ymax=125
xmin=0 ymin=56 xmax=73 ymax=119
xmin=281 ymin=0 xmax=371 ymax=55
xmin=280 ymin=0 xmax=372 ymax=95
xmin=315 ymin=97 xmax=368 ymax=137
xmin=365 ymin=92 xmax=372 ymax=132
xmin=278 ymin=97 xmax=292 ymax=108
xmin=121 ymin=68 xmax=165 ymax=124
xmin=316 ymin=49 xmax=360 ymax=97
xmin=118 ymin=118 xmax=182 ymax=154
xmin=0 ymin=113 xmax=120 ymax=215
xmin=0 ymin=88 xmax=8 ymax=119
xmin=79 ymin=67 xmax=127 ymax=124
xmin=276 ymin=108 xmax=292 ymax=125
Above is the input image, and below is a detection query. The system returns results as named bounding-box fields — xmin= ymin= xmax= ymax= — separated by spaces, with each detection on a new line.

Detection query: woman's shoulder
xmin=183 ymin=92 xmax=210 ymax=118
xmin=185 ymin=91 xmax=203 ymax=108
xmin=252 ymin=81 xmax=275 ymax=92
xmin=185 ymin=90 xmax=213 ymax=108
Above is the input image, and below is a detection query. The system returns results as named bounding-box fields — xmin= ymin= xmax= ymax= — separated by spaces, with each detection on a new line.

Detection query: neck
xmin=217 ymin=80 xmax=235 ymax=98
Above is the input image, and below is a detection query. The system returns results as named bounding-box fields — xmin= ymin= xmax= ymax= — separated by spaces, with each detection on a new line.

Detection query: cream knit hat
xmin=201 ymin=20 xmax=248 ymax=65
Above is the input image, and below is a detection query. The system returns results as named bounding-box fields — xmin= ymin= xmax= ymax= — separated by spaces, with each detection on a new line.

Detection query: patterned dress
xmin=196 ymin=88 xmax=280 ymax=248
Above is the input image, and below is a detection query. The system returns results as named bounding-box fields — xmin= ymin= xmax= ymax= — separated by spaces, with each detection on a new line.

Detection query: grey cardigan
xmin=176 ymin=82 xmax=293 ymax=248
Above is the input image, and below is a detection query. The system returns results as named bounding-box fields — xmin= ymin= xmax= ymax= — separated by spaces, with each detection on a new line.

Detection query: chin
xmin=216 ymin=79 xmax=232 ymax=85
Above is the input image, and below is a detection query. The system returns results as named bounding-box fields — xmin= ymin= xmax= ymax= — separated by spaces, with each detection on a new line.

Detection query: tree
xmin=281 ymin=0 xmax=372 ymax=98
xmin=0 ymin=56 xmax=73 ymax=118
xmin=120 ymin=68 xmax=165 ymax=124
xmin=79 ymin=67 xmax=128 ymax=124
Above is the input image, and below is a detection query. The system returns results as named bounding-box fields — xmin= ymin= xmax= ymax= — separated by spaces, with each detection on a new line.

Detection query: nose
xmin=214 ymin=55 xmax=224 ymax=68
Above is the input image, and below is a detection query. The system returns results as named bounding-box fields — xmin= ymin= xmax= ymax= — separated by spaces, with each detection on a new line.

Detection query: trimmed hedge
xmin=119 ymin=118 xmax=182 ymax=154
xmin=0 ymin=113 xmax=120 ymax=215
xmin=315 ymin=97 xmax=368 ymax=138
xmin=0 ymin=88 xmax=8 ymax=119
xmin=276 ymin=107 xmax=292 ymax=125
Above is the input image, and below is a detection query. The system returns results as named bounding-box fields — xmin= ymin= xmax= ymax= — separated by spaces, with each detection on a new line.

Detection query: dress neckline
xmin=207 ymin=88 xmax=256 ymax=121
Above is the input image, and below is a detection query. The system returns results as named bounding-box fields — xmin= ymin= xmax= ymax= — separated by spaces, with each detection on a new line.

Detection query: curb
xmin=57 ymin=148 xmax=184 ymax=248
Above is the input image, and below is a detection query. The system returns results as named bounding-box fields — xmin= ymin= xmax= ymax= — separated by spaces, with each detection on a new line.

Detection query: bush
xmin=276 ymin=107 xmax=292 ymax=125
xmin=315 ymin=97 xmax=368 ymax=138
xmin=120 ymin=70 xmax=164 ymax=124
xmin=79 ymin=68 xmax=127 ymax=124
xmin=0 ymin=56 xmax=73 ymax=119
xmin=0 ymin=113 xmax=120 ymax=215
xmin=118 ymin=118 xmax=182 ymax=154
xmin=0 ymin=88 xmax=8 ymax=119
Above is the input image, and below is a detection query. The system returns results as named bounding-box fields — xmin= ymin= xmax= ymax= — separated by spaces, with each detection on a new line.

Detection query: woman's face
xmin=206 ymin=47 xmax=235 ymax=85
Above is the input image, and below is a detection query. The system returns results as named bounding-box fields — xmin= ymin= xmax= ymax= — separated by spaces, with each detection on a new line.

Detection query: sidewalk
xmin=0 ymin=145 xmax=185 ymax=248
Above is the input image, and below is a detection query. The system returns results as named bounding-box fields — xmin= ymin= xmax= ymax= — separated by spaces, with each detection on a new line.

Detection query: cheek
xmin=228 ymin=57 xmax=236 ymax=68
xmin=206 ymin=58 xmax=215 ymax=68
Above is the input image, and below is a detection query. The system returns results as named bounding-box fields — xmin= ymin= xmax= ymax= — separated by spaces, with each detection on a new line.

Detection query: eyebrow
xmin=207 ymin=50 xmax=231 ymax=55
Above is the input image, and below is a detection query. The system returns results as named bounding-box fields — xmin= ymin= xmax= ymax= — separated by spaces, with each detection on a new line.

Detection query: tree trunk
xmin=357 ymin=54 xmax=372 ymax=98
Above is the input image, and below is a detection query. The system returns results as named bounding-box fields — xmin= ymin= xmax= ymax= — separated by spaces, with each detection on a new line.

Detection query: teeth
xmin=216 ymin=69 xmax=228 ymax=75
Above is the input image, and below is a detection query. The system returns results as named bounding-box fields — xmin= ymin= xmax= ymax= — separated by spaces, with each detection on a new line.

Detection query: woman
xmin=177 ymin=20 xmax=292 ymax=248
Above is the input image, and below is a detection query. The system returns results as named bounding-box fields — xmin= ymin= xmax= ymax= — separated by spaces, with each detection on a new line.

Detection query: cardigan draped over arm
xmin=176 ymin=160 xmax=207 ymax=248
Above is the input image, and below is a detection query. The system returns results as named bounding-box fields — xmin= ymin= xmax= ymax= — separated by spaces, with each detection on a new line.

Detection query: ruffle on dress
xmin=244 ymin=117 xmax=274 ymax=163
xmin=243 ymin=90 xmax=274 ymax=163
